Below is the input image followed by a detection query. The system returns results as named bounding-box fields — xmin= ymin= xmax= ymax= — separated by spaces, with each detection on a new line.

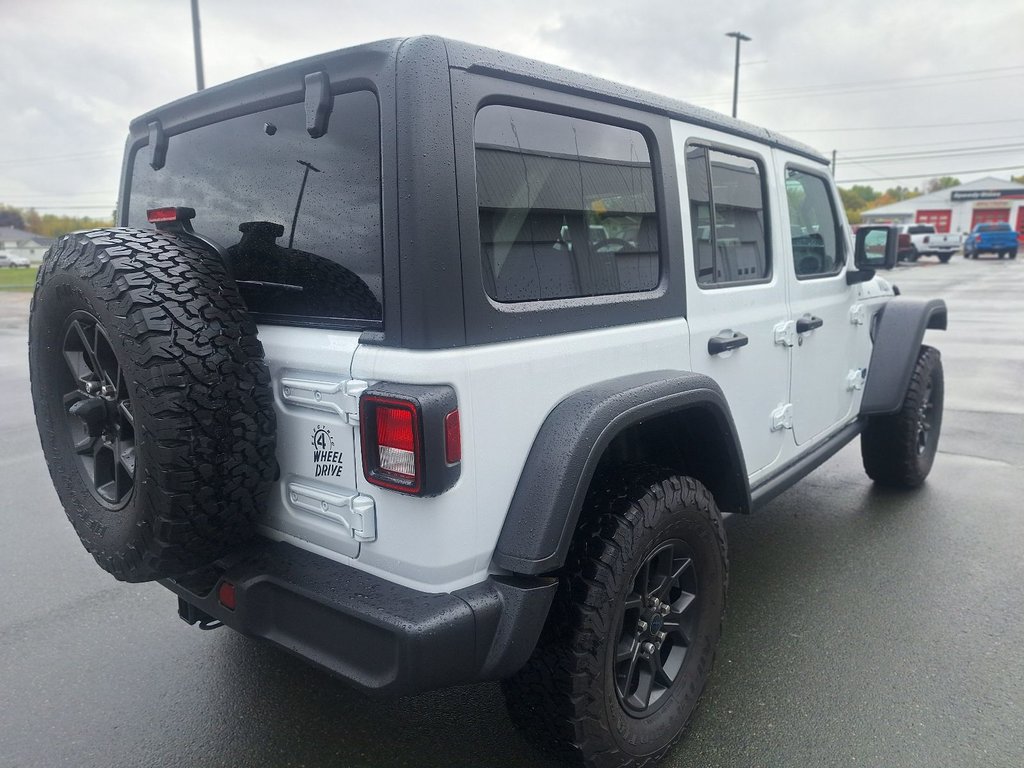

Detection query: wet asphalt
xmin=1 ymin=254 xmax=1022 ymax=768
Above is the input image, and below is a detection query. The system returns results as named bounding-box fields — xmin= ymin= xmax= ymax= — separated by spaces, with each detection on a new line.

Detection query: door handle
xmin=796 ymin=314 xmax=824 ymax=333
xmin=708 ymin=330 xmax=749 ymax=355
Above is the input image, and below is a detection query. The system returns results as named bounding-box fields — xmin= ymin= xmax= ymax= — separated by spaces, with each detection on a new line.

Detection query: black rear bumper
xmin=162 ymin=541 xmax=557 ymax=697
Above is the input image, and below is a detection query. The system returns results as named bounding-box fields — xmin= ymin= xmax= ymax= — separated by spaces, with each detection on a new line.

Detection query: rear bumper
xmin=163 ymin=541 xmax=557 ymax=697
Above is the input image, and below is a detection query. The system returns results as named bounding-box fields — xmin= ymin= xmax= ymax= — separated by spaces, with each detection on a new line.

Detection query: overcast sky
xmin=2 ymin=0 xmax=1022 ymax=216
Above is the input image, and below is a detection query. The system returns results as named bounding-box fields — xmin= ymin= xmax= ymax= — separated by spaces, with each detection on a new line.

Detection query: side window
xmin=785 ymin=167 xmax=845 ymax=278
xmin=474 ymin=105 xmax=660 ymax=302
xmin=685 ymin=145 xmax=769 ymax=287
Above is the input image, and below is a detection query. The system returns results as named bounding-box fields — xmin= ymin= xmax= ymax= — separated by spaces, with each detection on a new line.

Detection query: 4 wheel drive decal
xmin=312 ymin=425 xmax=344 ymax=477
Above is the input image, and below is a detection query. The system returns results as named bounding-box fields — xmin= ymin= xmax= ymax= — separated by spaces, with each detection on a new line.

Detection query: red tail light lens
xmin=444 ymin=409 xmax=461 ymax=464
xmin=376 ymin=405 xmax=416 ymax=477
xmin=361 ymin=396 xmax=422 ymax=492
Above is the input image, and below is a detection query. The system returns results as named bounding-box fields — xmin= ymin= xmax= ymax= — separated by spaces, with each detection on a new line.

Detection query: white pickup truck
xmin=897 ymin=224 xmax=960 ymax=263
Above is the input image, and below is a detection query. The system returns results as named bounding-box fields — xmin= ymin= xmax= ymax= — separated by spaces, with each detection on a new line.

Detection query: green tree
xmin=0 ymin=206 xmax=26 ymax=229
xmin=3 ymin=205 xmax=114 ymax=239
xmin=924 ymin=176 xmax=961 ymax=193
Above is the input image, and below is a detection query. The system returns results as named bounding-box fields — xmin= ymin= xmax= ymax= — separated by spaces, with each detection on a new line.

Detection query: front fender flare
xmin=860 ymin=297 xmax=947 ymax=416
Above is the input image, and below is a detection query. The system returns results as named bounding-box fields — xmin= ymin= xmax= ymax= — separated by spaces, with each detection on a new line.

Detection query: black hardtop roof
xmin=129 ymin=36 xmax=826 ymax=165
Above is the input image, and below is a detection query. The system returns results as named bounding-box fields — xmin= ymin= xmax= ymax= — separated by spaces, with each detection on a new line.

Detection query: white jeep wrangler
xmin=29 ymin=37 xmax=946 ymax=768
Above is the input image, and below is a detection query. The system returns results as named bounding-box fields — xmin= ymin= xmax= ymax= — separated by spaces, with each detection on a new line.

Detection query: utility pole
xmin=191 ymin=0 xmax=205 ymax=91
xmin=725 ymin=31 xmax=751 ymax=119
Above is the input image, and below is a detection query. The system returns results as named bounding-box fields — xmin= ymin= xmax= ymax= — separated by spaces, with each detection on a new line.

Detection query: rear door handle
xmin=708 ymin=330 xmax=749 ymax=355
xmin=796 ymin=314 xmax=824 ymax=333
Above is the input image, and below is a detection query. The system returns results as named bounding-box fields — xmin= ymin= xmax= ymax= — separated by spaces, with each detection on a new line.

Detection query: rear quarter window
xmin=128 ymin=90 xmax=383 ymax=328
xmin=474 ymin=105 xmax=660 ymax=302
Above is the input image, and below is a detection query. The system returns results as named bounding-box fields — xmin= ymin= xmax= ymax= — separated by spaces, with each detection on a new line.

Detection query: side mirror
xmin=848 ymin=225 xmax=897 ymax=284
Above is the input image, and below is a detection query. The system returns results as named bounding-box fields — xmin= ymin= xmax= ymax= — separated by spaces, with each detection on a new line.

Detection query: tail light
xmin=360 ymin=385 xmax=461 ymax=495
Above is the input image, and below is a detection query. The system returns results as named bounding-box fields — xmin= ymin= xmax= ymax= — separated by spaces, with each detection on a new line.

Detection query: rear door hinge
xmin=287 ymin=481 xmax=377 ymax=542
xmin=771 ymin=403 xmax=794 ymax=431
xmin=774 ymin=320 xmax=797 ymax=348
xmin=280 ymin=377 xmax=368 ymax=425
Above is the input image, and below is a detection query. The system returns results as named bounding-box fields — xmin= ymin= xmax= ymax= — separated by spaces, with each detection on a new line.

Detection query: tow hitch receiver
xmin=177 ymin=597 xmax=223 ymax=630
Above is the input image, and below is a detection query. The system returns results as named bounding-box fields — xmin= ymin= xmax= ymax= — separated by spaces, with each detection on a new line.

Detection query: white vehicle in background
xmin=0 ymin=252 xmax=31 ymax=267
xmin=896 ymin=224 xmax=960 ymax=263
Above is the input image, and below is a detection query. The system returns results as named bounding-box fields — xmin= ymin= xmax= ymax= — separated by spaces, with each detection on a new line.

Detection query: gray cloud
xmin=1 ymin=0 xmax=1022 ymax=214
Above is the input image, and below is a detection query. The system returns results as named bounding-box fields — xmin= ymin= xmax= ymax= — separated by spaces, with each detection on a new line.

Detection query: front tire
xmin=502 ymin=471 xmax=727 ymax=768
xmin=861 ymin=345 xmax=943 ymax=488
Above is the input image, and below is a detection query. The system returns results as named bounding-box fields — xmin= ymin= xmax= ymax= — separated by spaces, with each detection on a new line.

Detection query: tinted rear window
xmin=907 ymin=225 xmax=934 ymax=235
xmin=128 ymin=90 xmax=382 ymax=327
xmin=979 ymin=223 xmax=1012 ymax=232
xmin=474 ymin=105 xmax=660 ymax=302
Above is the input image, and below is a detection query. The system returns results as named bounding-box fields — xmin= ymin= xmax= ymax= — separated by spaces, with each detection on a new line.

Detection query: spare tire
xmin=29 ymin=228 xmax=276 ymax=582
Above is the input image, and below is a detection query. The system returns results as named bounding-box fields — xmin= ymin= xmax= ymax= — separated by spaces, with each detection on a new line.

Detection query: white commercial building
xmin=860 ymin=176 xmax=1024 ymax=240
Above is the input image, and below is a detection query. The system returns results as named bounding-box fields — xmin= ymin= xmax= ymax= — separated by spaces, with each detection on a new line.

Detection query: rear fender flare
xmin=491 ymin=370 xmax=749 ymax=575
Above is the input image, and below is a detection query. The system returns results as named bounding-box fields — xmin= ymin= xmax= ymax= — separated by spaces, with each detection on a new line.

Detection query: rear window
xmin=474 ymin=105 xmax=660 ymax=302
xmin=128 ymin=90 xmax=382 ymax=327
xmin=907 ymin=225 xmax=935 ymax=235
xmin=979 ymin=223 xmax=1012 ymax=232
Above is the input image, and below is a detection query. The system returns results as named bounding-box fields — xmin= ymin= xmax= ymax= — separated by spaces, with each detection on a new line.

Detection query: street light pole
xmin=725 ymin=31 xmax=751 ymax=119
xmin=191 ymin=0 xmax=205 ymax=91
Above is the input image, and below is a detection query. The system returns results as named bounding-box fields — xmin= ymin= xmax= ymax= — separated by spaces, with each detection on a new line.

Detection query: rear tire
xmin=861 ymin=345 xmax=943 ymax=489
xmin=502 ymin=470 xmax=727 ymax=768
xmin=29 ymin=229 xmax=277 ymax=582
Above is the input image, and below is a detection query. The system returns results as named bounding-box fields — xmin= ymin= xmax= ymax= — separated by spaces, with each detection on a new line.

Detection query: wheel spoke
xmin=74 ymin=434 xmax=98 ymax=456
xmin=623 ymin=591 xmax=644 ymax=612
xmin=650 ymin=647 xmax=673 ymax=688
xmin=616 ymin=635 xmax=639 ymax=664
xmin=631 ymin=665 xmax=654 ymax=709
xmin=119 ymin=400 xmax=135 ymax=428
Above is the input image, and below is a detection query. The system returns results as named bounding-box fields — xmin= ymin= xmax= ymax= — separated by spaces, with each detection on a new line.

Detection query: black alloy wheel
xmin=60 ymin=311 xmax=136 ymax=508
xmin=614 ymin=539 xmax=699 ymax=716
xmin=915 ymin=376 xmax=937 ymax=457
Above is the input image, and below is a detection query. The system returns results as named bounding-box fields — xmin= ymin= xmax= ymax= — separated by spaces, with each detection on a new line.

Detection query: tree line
xmin=842 ymin=174 xmax=1024 ymax=224
xmin=0 ymin=205 xmax=114 ymax=239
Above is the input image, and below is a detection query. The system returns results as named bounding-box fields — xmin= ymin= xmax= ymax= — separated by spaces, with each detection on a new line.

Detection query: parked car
xmin=963 ymin=222 xmax=1018 ymax=259
xmin=26 ymin=37 xmax=947 ymax=768
xmin=895 ymin=224 xmax=960 ymax=263
xmin=0 ymin=252 xmax=31 ymax=267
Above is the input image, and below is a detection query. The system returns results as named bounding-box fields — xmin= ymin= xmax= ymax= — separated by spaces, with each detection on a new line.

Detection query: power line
xmin=836 ymin=164 xmax=1024 ymax=184
xmin=779 ymin=117 xmax=1024 ymax=133
xmin=840 ymin=133 xmax=1024 ymax=153
xmin=843 ymin=143 xmax=1024 ymax=163
xmin=684 ymin=64 xmax=1024 ymax=102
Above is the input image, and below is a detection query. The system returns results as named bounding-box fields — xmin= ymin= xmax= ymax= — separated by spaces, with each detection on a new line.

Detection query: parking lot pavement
xmin=1 ymin=255 xmax=1022 ymax=768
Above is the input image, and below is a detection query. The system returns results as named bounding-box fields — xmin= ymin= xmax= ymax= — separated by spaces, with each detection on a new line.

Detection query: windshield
xmin=127 ymin=90 xmax=383 ymax=328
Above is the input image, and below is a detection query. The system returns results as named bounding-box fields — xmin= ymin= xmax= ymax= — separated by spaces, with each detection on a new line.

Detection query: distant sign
xmin=951 ymin=189 xmax=1024 ymax=201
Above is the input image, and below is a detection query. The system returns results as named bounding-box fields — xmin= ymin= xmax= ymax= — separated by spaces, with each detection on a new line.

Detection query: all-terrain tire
xmin=502 ymin=469 xmax=728 ymax=768
xmin=29 ymin=228 xmax=277 ymax=582
xmin=861 ymin=345 xmax=943 ymax=489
